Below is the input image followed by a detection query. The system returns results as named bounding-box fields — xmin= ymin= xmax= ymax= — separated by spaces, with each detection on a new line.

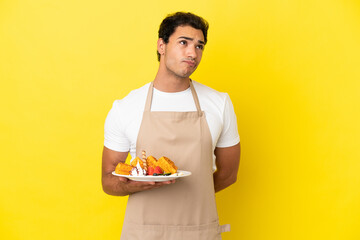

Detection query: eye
xmin=196 ymin=45 xmax=204 ymax=50
xmin=179 ymin=40 xmax=187 ymax=45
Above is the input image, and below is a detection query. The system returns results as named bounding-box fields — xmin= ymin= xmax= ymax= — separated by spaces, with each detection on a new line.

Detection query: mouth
xmin=183 ymin=60 xmax=196 ymax=67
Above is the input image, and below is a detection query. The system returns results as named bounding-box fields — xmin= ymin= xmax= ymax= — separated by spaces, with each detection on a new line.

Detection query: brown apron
xmin=121 ymin=81 xmax=230 ymax=239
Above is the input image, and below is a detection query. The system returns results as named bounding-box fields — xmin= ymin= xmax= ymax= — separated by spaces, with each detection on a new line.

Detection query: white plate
xmin=112 ymin=170 xmax=191 ymax=182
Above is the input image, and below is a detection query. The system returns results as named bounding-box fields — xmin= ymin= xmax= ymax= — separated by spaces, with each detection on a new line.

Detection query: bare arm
xmin=102 ymin=146 xmax=174 ymax=196
xmin=213 ymin=143 xmax=241 ymax=193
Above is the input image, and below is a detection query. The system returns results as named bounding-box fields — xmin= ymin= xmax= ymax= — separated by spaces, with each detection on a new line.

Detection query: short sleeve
xmin=104 ymin=101 xmax=131 ymax=152
xmin=216 ymin=94 xmax=240 ymax=148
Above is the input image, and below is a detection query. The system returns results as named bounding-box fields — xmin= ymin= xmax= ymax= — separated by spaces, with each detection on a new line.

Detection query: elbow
xmin=228 ymin=174 xmax=237 ymax=186
xmin=224 ymin=172 xmax=237 ymax=188
xmin=102 ymin=187 xmax=111 ymax=196
xmin=232 ymin=175 xmax=238 ymax=184
xmin=102 ymin=177 xmax=128 ymax=197
xmin=102 ymin=183 xmax=121 ymax=196
xmin=102 ymin=181 xmax=112 ymax=195
xmin=101 ymin=177 xmax=116 ymax=196
xmin=214 ymin=174 xmax=237 ymax=193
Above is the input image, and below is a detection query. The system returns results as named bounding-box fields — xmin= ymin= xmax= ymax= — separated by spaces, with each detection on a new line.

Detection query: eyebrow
xmin=178 ymin=36 xmax=205 ymax=45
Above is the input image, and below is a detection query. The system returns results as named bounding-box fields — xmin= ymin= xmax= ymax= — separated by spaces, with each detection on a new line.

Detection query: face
xmin=158 ymin=25 xmax=205 ymax=79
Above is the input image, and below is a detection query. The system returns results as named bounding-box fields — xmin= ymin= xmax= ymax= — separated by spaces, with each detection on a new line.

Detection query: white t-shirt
xmin=104 ymin=81 xmax=240 ymax=171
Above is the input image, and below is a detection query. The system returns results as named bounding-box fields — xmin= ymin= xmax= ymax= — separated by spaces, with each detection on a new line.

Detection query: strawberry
xmin=154 ymin=166 xmax=163 ymax=174
xmin=147 ymin=166 xmax=154 ymax=176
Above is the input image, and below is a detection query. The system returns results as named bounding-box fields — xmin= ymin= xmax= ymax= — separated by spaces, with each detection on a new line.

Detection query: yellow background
xmin=1 ymin=0 xmax=359 ymax=239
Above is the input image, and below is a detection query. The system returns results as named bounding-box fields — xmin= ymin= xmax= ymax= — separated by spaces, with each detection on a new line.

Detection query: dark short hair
xmin=157 ymin=12 xmax=209 ymax=61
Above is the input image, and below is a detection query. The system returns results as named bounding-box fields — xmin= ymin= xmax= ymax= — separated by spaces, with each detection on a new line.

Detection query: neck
xmin=153 ymin=62 xmax=191 ymax=93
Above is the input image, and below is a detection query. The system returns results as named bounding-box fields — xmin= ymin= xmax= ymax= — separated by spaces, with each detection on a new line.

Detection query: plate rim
xmin=111 ymin=170 xmax=191 ymax=182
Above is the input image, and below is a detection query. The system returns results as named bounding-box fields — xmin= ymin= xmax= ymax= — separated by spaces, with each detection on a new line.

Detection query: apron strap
xmin=189 ymin=80 xmax=202 ymax=115
xmin=220 ymin=224 xmax=231 ymax=232
xmin=144 ymin=82 xmax=154 ymax=111
xmin=144 ymin=80 xmax=202 ymax=115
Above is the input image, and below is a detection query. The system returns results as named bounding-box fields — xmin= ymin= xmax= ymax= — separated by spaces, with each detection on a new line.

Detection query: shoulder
xmin=192 ymin=80 xmax=229 ymax=102
xmin=192 ymin=81 xmax=227 ymax=97
xmin=192 ymin=80 xmax=229 ymax=111
xmin=112 ymin=83 xmax=150 ymax=114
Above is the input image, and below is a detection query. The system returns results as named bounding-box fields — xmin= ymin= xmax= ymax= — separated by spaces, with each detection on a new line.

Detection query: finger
xmin=160 ymin=180 xmax=175 ymax=184
xmin=129 ymin=181 xmax=156 ymax=188
xmin=118 ymin=177 xmax=129 ymax=183
xmin=160 ymin=181 xmax=172 ymax=185
xmin=131 ymin=181 xmax=156 ymax=185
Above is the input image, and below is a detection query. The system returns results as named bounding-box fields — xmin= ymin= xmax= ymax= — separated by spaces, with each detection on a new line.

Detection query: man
xmin=102 ymin=12 xmax=240 ymax=239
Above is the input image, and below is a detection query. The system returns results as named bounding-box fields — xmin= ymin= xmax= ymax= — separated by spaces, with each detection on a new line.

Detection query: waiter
xmin=102 ymin=12 xmax=240 ymax=239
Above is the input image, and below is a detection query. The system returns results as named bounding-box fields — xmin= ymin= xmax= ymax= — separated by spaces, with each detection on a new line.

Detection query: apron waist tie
xmin=220 ymin=224 xmax=231 ymax=232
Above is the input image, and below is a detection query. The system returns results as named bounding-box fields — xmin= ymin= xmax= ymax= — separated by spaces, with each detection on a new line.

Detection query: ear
xmin=157 ymin=38 xmax=165 ymax=55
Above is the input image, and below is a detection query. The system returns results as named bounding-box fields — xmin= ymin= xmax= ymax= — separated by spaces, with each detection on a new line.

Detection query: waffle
xmin=158 ymin=156 xmax=178 ymax=174
xmin=146 ymin=155 xmax=158 ymax=169
xmin=146 ymin=155 xmax=178 ymax=174
xmin=115 ymin=162 xmax=133 ymax=175
xmin=130 ymin=157 xmax=145 ymax=169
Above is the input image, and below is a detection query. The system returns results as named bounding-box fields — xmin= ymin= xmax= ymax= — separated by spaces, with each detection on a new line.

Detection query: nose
xmin=186 ymin=45 xmax=197 ymax=59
